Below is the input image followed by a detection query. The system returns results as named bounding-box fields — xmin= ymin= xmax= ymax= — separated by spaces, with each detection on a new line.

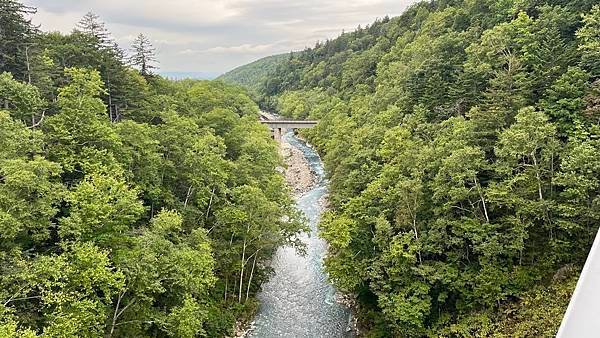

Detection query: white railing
xmin=558 ymin=228 xmax=600 ymax=337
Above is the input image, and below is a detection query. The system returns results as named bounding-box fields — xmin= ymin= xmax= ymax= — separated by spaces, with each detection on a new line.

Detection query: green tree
xmin=1 ymin=243 xmax=124 ymax=337
xmin=109 ymin=210 xmax=215 ymax=337
xmin=577 ymin=5 xmax=600 ymax=77
xmin=0 ymin=72 xmax=45 ymax=126
xmin=59 ymin=172 xmax=144 ymax=247
xmin=0 ymin=0 xmax=37 ymax=81
xmin=0 ymin=110 xmax=63 ymax=249
xmin=75 ymin=12 xmax=114 ymax=50
xmin=43 ymin=68 xmax=121 ymax=175
xmin=540 ymin=67 xmax=590 ymax=137
xmin=129 ymin=33 xmax=158 ymax=77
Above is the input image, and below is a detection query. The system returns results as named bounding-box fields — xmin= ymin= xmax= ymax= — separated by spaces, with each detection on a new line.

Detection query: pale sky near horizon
xmin=22 ymin=0 xmax=417 ymax=76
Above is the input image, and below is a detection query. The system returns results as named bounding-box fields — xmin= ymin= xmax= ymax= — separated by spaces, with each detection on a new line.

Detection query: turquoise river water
xmin=246 ymin=131 xmax=353 ymax=338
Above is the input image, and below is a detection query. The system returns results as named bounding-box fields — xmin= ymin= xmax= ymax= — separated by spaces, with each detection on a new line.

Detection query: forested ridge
xmin=258 ymin=0 xmax=600 ymax=336
xmin=217 ymin=54 xmax=288 ymax=98
xmin=0 ymin=1 xmax=305 ymax=337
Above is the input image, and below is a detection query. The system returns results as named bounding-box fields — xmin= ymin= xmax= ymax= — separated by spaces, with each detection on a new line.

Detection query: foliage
xmin=0 ymin=0 xmax=37 ymax=82
xmin=259 ymin=0 xmax=600 ymax=336
xmin=0 ymin=4 xmax=305 ymax=336
xmin=129 ymin=33 xmax=158 ymax=77
xmin=217 ymin=54 xmax=288 ymax=99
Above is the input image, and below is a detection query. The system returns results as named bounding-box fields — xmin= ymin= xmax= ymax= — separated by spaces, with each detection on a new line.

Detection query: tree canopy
xmin=0 ymin=3 xmax=304 ymax=337
xmin=258 ymin=0 xmax=600 ymax=336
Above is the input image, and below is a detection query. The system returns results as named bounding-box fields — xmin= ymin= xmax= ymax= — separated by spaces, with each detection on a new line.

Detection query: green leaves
xmin=378 ymin=281 xmax=431 ymax=337
xmin=164 ymin=295 xmax=207 ymax=338
xmin=1 ymin=243 xmax=124 ymax=338
xmin=540 ymin=67 xmax=590 ymax=137
xmin=58 ymin=68 xmax=107 ymax=104
xmin=320 ymin=211 xmax=355 ymax=249
xmin=44 ymin=68 xmax=121 ymax=175
xmin=108 ymin=209 xmax=216 ymax=336
xmin=0 ymin=1 xmax=37 ymax=82
xmin=0 ymin=53 xmax=293 ymax=336
xmin=0 ymin=72 xmax=45 ymax=125
xmin=0 ymin=111 xmax=63 ymax=248
xmin=496 ymin=107 xmax=557 ymax=163
xmin=577 ymin=5 xmax=600 ymax=77
xmin=0 ymin=157 xmax=62 ymax=245
xmin=257 ymin=1 xmax=600 ymax=336
xmin=59 ymin=173 xmax=144 ymax=246
xmin=0 ymin=110 xmax=42 ymax=159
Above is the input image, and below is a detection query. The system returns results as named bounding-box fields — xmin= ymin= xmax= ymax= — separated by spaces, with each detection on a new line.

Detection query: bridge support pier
xmin=260 ymin=119 xmax=317 ymax=142
xmin=274 ymin=128 xmax=283 ymax=142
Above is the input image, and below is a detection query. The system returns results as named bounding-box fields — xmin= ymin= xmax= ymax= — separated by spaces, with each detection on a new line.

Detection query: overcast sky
xmin=22 ymin=0 xmax=417 ymax=76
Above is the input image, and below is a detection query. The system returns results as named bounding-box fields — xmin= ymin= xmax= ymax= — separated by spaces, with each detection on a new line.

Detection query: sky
xmin=22 ymin=0 xmax=417 ymax=77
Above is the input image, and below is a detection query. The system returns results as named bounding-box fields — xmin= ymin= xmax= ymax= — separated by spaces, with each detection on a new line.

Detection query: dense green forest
xmin=217 ymin=54 xmax=288 ymax=98
xmin=0 ymin=1 xmax=304 ymax=337
xmin=257 ymin=0 xmax=600 ymax=336
xmin=3 ymin=0 xmax=600 ymax=336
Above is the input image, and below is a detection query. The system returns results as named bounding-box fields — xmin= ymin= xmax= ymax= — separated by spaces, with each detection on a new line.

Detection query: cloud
xmin=22 ymin=0 xmax=417 ymax=74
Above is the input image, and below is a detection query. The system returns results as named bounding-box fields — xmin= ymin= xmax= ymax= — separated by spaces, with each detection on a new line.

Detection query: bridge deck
xmin=260 ymin=120 xmax=318 ymax=129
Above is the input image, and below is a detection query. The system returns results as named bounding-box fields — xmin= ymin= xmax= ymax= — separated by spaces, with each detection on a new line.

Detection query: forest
xmin=3 ymin=0 xmax=600 ymax=336
xmin=0 ymin=1 xmax=305 ymax=337
xmin=254 ymin=0 xmax=600 ymax=336
xmin=218 ymin=54 xmax=288 ymax=100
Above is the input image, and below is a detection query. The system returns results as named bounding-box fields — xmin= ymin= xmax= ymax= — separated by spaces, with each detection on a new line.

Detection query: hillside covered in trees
xmin=0 ymin=1 xmax=304 ymax=337
xmin=258 ymin=0 xmax=600 ymax=336
xmin=217 ymin=54 xmax=288 ymax=98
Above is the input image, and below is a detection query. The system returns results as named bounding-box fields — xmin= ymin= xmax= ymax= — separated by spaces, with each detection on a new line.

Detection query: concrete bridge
xmin=259 ymin=113 xmax=317 ymax=141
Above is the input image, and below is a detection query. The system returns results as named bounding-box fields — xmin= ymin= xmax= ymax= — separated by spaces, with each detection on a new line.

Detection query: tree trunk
xmin=227 ymin=233 xmax=234 ymax=303
xmin=531 ymin=153 xmax=544 ymax=201
xmin=550 ymin=152 xmax=555 ymax=198
xmin=184 ymin=185 xmax=193 ymax=209
xmin=224 ymin=276 xmax=228 ymax=302
xmin=233 ymin=275 xmax=238 ymax=303
xmin=107 ymin=70 xmax=114 ymax=122
xmin=205 ymin=187 xmax=216 ymax=220
xmin=246 ymin=250 xmax=259 ymax=302
xmin=108 ymin=290 xmax=124 ymax=338
xmin=413 ymin=216 xmax=423 ymax=263
xmin=25 ymin=45 xmax=31 ymax=85
xmin=107 ymin=291 xmax=136 ymax=338
xmin=409 ymin=194 xmax=423 ymax=263
xmin=474 ymin=175 xmax=490 ymax=223
xmin=238 ymin=236 xmax=247 ymax=303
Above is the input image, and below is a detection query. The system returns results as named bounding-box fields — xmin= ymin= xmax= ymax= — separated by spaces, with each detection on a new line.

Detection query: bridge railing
xmin=260 ymin=120 xmax=318 ymax=129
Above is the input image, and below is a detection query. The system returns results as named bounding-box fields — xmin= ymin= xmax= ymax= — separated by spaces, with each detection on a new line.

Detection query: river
xmin=246 ymin=131 xmax=353 ymax=338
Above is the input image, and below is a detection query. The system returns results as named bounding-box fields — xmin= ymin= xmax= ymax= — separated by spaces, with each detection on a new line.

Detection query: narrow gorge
xmin=247 ymin=131 xmax=353 ymax=337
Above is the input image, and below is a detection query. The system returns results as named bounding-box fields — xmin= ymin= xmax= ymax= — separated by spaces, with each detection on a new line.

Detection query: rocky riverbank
xmin=280 ymin=133 xmax=317 ymax=195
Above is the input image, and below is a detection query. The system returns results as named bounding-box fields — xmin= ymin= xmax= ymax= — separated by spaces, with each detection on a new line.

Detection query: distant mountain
xmin=217 ymin=54 xmax=288 ymax=94
xmin=159 ymin=71 xmax=220 ymax=80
